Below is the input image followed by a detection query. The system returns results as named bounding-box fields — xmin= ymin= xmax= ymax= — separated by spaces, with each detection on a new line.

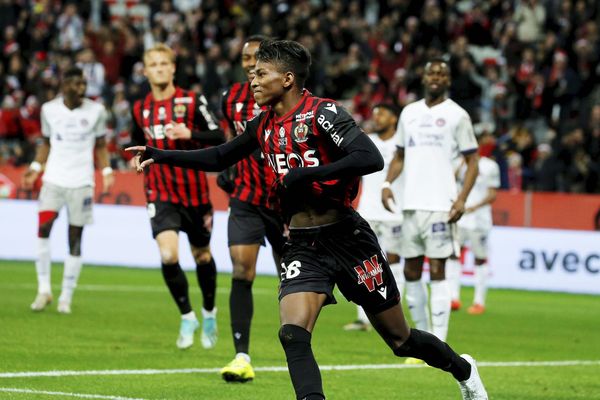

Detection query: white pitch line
xmin=0 ymin=387 xmax=149 ymax=400
xmin=1 ymin=360 xmax=599 ymax=379
xmin=0 ymin=283 xmax=274 ymax=295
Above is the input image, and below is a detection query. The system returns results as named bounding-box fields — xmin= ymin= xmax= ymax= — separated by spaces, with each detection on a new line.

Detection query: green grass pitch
xmin=1 ymin=260 xmax=599 ymax=399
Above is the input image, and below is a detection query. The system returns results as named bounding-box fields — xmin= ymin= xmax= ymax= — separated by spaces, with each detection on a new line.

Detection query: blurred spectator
xmin=513 ymin=0 xmax=546 ymax=44
xmin=56 ymin=3 xmax=84 ymax=52
xmin=76 ymin=48 xmax=105 ymax=99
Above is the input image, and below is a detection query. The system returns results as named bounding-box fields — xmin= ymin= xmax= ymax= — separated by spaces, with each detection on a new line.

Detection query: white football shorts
xmin=39 ymin=182 xmax=94 ymax=226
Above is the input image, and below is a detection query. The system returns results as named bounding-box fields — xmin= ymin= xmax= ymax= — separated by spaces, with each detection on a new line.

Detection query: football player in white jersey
xmin=344 ymin=103 xmax=405 ymax=332
xmin=447 ymin=135 xmax=500 ymax=315
xmin=23 ymin=67 xmax=113 ymax=314
xmin=382 ymin=58 xmax=479 ymax=346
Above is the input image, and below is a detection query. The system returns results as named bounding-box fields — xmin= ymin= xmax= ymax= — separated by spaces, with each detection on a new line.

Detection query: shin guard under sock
xmin=394 ymin=328 xmax=471 ymax=381
xmin=230 ymin=278 xmax=253 ymax=354
xmin=161 ymin=262 xmax=192 ymax=314
xmin=195 ymin=258 xmax=217 ymax=311
xmin=279 ymin=324 xmax=324 ymax=400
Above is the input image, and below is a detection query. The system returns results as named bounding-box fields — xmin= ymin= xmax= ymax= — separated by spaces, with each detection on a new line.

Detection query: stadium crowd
xmin=0 ymin=0 xmax=599 ymax=193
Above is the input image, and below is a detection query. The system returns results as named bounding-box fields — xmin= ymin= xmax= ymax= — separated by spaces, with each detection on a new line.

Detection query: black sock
xmin=161 ymin=262 xmax=191 ymax=314
xmin=196 ymin=258 xmax=217 ymax=311
xmin=279 ymin=324 xmax=324 ymax=400
xmin=394 ymin=328 xmax=471 ymax=381
xmin=230 ymin=278 xmax=253 ymax=354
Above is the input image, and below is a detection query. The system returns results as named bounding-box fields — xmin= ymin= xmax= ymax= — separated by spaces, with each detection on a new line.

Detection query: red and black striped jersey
xmin=246 ymin=91 xmax=363 ymax=212
xmin=221 ymin=81 xmax=273 ymax=207
xmin=131 ymin=87 xmax=223 ymax=207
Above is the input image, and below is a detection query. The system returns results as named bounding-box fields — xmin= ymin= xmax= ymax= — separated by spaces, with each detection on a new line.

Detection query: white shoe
xmin=31 ymin=293 xmax=53 ymax=311
xmin=176 ymin=318 xmax=200 ymax=349
xmin=201 ymin=316 xmax=217 ymax=349
xmin=57 ymin=301 xmax=72 ymax=314
xmin=458 ymin=354 xmax=488 ymax=400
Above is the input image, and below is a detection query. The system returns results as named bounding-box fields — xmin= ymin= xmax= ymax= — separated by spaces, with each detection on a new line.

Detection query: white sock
xmin=405 ymin=280 xmax=430 ymax=332
xmin=181 ymin=311 xmax=197 ymax=321
xmin=59 ymin=255 xmax=82 ymax=303
xmin=430 ymin=280 xmax=451 ymax=341
xmin=236 ymin=352 xmax=251 ymax=363
xmin=445 ymin=258 xmax=462 ymax=302
xmin=356 ymin=306 xmax=370 ymax=324
xmin=473 ymin=263 xmax=489 ymax=306
xmin=36 ymin=238 xmax=51 ymax=294
xmin=202 ymin=307 xmax=217 ymax=318
xmin=390 ymin=262 xmax=405 ymax=299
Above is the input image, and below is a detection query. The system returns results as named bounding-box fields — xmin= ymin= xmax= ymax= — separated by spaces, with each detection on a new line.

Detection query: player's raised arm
xmin=126 ymin=124 xmax=259 ymax=173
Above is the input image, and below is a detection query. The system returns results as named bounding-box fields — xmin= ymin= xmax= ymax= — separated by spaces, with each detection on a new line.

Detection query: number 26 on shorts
xmin=280 ymin=260 xmax=302 ymax=281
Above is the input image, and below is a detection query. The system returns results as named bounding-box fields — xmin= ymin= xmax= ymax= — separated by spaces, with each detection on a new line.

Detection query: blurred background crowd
xmin=0 ymin=0 xmax=599 ymax=193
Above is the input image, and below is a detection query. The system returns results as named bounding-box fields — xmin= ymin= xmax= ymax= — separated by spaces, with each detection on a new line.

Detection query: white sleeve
xmin=94 ymin=107 xmax=108 ymax=138
xmin=395 ymin=112 xmax=405 ymax=149
xmin=486 ymin=160 xmax=501 ymax=189
xmin=455 ymin=112 xmax=478 ymax=153
xmin=41 ymin=106 xmax=51 ymax=138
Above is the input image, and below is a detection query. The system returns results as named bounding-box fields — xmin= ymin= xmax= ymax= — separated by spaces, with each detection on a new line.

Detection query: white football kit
xmin=396 ymin=99 xmax=478 ymax=259
xmin=39 ymin=97 xmax=106 ymax=225
xmin=357 ymin=133 xmax=404 ymax=254
xmin=457 ymin=157 xmax=500 ymax=259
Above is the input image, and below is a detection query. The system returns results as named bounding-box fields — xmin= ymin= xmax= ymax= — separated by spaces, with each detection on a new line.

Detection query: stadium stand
xmin=0 ymin=0 xmax=599 ymax=193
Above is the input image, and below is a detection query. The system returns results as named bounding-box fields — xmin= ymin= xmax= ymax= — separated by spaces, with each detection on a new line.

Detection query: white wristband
xmin=382 ymin=181 xmax=391 ymax=189
xmin=30 ymin=161 xmax=42 ymax=172
xmin=102 ymin=167 xmax=114 ymax=176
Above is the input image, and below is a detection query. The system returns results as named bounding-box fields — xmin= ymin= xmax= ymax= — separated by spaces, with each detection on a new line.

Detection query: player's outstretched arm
xmin=283 ymin=133 xmax=383 ymax=188
xmin=126 ymin=129 xmax=259 ymax=173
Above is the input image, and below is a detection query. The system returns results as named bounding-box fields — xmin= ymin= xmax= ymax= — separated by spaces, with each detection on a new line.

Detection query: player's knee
xmin=159 ymin=249 xmax=178 ymax=265
xmin=279 ymin=324 xmax=311 ymax=348
xmin=404 ymin=267 xmax=422 ymax=281
xmin=231 ymin=258 xmax=256 ymax=281
xmin=392 ymin=329 xmax=417 ymax=357
xmin=38 ymin=211 xmax=58 ymax=238
xmin=194 ymin=249 xmax=212 ymax=265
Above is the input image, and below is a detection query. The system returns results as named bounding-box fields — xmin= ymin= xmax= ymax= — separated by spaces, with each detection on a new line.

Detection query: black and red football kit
xmin=143 ymin=91 xmax=400 ymax=312
xmin=131 ymin=87 xmax=224 ymax=243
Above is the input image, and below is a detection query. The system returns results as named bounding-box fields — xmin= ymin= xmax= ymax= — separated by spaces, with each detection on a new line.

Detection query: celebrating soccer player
xmin=129 ymin=43 xmax=224 ymax=350
xmin=127 ymin=40 xmax=487 ymax=400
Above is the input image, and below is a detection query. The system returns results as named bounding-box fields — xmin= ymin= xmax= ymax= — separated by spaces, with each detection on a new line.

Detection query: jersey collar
xmin=273 ymin=89 xmax=310 ymax=124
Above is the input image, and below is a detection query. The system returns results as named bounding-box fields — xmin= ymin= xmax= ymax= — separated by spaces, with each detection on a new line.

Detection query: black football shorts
xmin=147 ymin=200 xmax=213 ymax=247
xmin=278 ymin=211 xmax=400 ymax=314
xmin=227 ymin=198 xmax=286 ymax=254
